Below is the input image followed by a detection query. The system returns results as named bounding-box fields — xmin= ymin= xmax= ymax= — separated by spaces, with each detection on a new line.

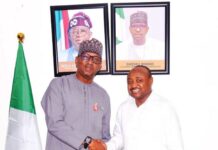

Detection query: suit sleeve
xmin=41 ymin=79 xmax=86 ymax=149
xmin=102 ymin=92 xmax=111 ymax=142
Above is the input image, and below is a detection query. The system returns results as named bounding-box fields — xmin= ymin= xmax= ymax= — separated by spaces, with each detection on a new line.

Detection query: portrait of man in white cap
xmin=116 ymin=10 xmax=165 ymax=61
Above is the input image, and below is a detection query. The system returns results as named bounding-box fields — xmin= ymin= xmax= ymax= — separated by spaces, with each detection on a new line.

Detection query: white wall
xmin=1 ymin=0 xmax=218 ymax=150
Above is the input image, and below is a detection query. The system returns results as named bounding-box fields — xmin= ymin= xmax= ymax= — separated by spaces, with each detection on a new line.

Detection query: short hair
xmin=130 ymin=65 xmax=152 ymax=78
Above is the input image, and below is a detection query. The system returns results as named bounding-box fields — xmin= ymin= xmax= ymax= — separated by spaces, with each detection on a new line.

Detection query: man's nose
xmin=87 ymin=57 xmax=94 ymax=64
xmin=136 ymin=27 xmax=140 ymax=32
xmin=130 ymin=81 xmax=138 ymax=88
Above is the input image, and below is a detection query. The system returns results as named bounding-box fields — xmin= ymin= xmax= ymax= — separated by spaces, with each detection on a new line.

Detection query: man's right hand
xmin=88 ymin=139 xmax=106 ymax=150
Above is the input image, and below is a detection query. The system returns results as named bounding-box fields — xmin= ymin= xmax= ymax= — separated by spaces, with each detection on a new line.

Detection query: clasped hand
xmin=88 ymin=139 xmax=106 ymax=150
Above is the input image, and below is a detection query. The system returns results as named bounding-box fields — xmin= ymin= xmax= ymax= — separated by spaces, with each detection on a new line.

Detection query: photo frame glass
xmin=51 ymin=4 xmax=110 ymax=76
xmin=111 ymin=2 xmax=170 ymax=75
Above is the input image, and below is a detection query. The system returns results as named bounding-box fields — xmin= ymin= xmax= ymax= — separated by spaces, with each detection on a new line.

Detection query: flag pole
xmin=5 ymin=33 xmax=42 ymax=150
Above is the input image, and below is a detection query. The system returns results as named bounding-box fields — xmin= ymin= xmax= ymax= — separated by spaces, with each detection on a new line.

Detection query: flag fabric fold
xmin=55 ymin=10 xmax=70 ymax=51
xmin=5 ymin=42 xmax=42 ymax=150
xmin=115 ymin=8 xmax=126 ymax=45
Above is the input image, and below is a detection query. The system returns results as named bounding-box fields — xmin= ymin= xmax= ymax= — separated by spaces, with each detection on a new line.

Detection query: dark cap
xmin=78 ymin=38 xmax=103 ymax=57
xmin=69 ymin=12 xmax=92 ymax=29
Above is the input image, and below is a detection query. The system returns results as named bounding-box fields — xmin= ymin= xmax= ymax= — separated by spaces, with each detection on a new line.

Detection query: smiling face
xmin=127 ymin=66 xmax=153 ymax=106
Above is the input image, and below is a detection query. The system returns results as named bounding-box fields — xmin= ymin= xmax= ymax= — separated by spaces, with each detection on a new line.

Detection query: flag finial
xmin=17 ymin=33 xmax=25 ymax=43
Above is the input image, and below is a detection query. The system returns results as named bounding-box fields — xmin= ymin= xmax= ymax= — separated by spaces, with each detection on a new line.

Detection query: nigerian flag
xmin=5 ymin=40 xmax=42 ymax=150
xmin=115 ymin=8 xmax=125 ymax=45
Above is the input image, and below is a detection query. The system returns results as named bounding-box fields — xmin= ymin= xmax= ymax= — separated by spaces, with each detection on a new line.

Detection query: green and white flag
xmin=115 ymin=8 xmax=125 ymax=45
xmin=5 ymin=41 xmax=42 ymax=150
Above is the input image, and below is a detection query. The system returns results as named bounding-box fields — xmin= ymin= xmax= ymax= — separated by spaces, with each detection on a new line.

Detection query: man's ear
xmin=89 ymin=31 xmax=92 ymax=37
xmin=98 ymin=63 xmax=102 ymax=72
xmin=149 ymin=76 xmax=153 ymax=86
xmin=146 ymin=26 xmax=149 ymax=33
xmin=75 ymin=56 xmax=79 ymax=68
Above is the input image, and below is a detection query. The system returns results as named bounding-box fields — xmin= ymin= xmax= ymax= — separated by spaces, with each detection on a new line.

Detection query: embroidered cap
xmin=130 ymin=11 xmax=148 ymax=26
xmin=69 ymin=12 xmax=92 ymax=29
xmin=78 ymin=38 xmax=103 ymax=57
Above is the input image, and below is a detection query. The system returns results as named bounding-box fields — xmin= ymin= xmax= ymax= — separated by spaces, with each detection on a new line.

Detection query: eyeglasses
xmin=71 ymin=28 xmax=89 ymax=36
xmin=79 ymin=54 xmax=102 ymax=64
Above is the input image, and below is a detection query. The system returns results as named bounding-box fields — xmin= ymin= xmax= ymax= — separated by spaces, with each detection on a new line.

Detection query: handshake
xmin=88 ymin=139 xmax=107 ymax=150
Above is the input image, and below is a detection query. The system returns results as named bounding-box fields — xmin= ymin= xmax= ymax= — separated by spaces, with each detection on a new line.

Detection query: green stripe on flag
xmin=10 ymin=42 xmax=36 ymax=114
xmin=116 ymin=8 xmax=125 ymax=19
xmin=115 ymin=8 xmax=125 ymax=45
xmin=116 ymin=37 xmax=122 ymax=45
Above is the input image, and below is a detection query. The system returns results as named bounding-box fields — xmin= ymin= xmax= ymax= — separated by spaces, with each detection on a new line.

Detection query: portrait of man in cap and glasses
xmin=54 ymin=7 xmax=108 ymax=74
xmin=58 ymin=11 xmax=93 ymax=62
xmin=115 ymin=9 xmax=166 ymax=70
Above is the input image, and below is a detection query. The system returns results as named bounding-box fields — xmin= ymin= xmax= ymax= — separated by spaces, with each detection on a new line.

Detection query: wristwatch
xmin=83 ymin=136 xmax=92 ymax=149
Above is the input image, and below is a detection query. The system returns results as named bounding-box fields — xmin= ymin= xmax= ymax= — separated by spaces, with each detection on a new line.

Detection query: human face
xmin=129 ymin=23 xmax=149 ymax=45
xmin=127 ymin=67 xmax=153 ymax=106
xmin=70 ymin=26 xmax=92 ymax=50
xmin=75 ymin=52 xmax=102 ymax=84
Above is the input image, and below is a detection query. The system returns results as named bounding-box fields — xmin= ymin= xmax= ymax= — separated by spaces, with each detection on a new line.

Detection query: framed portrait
xmin=111 ymin=2 xmax=170 ymax=75
xmin=50 ymin=3 xmax=110 ymax=76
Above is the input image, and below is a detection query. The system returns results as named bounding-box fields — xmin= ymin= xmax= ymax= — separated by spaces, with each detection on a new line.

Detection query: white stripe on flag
xmin=5 ymin=108 xmax=42 ymax=150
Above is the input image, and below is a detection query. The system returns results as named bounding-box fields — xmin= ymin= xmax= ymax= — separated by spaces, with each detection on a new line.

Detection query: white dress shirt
xmin=107 ymin=92 xmax=184 ymax=150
